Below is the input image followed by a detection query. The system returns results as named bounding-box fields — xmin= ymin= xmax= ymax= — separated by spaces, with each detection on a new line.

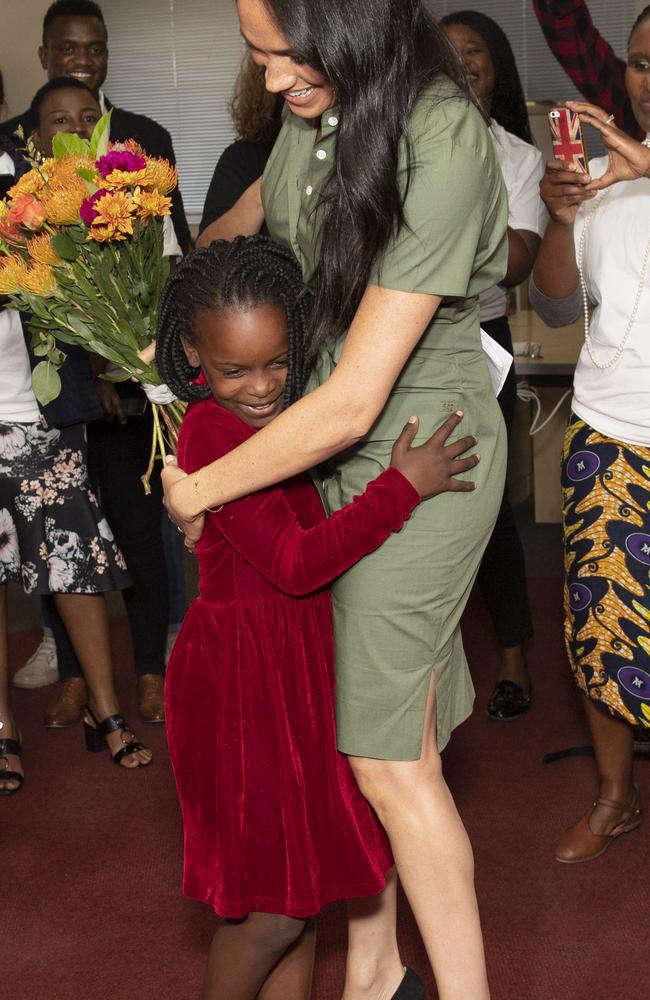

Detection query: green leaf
xmin=32 ymin=333 xmax=55 ymax=357
xmin=66 ymin=313 xmax=93 ymax=340
xmin=68 ymin=225 xmax=90 ymax=245
xmin=76 ymin=167 xmax=98 ymax=185
xmin=52 ymin=131 xmax=89 ymax=159
xmin=51 ymin=232 xmax=80 ymax=262
xmin=98 ymin=367 xmax=131 ymax=383
xmin=31 ymin=361 xmax=62 ymax=405
xmin=88 ymin=110 xmax=112 ymax=160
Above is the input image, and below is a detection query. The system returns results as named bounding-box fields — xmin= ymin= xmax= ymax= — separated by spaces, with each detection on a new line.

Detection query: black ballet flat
xmin=391 ymin=967 xmax=427 ymax=999
xmin=84 ymin=709 xmax=152 ymax=769
xmin=0 ymin=737 xmax=24 ymax=796
xmin=486 ymin=678 xmax=532 ymax=721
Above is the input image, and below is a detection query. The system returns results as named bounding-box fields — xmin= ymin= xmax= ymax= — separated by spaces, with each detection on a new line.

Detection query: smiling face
xmin=626 ymin=19 xmax=650 ymax=134
xmin=236 ymin=0 xmax=335 ymax=119
xmin=38 ymin=15 xmax=108 ymax=96
xmin=443 ymin=22 xmax=495 ymax=113
xmin=37 ymin=86 xmax=102 ymax=156
xmin=183 ymin=303 xmax=289 ymax=428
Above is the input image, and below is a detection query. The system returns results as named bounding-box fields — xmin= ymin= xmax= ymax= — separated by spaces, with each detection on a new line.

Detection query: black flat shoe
xmin=0 ymin=737 xmax=24 ymax=796
xmin=486 ymin=678 xmax=531 ymax=721
xmin=391 ymin=967 xmax=426 ymax=999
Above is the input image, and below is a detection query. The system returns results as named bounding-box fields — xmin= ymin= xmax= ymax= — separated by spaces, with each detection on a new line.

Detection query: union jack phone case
xmin=548 ymin=107 xmax=589 ymax=173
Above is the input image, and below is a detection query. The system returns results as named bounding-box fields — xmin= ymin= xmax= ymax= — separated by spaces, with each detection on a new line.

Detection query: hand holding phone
xmin=548 ymin=107 xmax=589 ymax=173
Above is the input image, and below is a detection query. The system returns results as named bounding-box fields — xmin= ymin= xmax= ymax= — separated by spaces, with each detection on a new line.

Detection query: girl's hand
xmin=161 ymin=457 xmax=205 ymax=547
xmin=390 ymin=412 xmax=479 ymax=500
xmin=137 ymin=341 xmax=156 ymax=366
xmin=540 ymin=158 xmax=594 ymax=226
xmin=566 ymin=100 xmax=650 ymax=190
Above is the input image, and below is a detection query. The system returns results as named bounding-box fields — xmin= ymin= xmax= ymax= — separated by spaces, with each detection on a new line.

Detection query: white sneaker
xmin=12 ymin=636 xmax=60 ymax=689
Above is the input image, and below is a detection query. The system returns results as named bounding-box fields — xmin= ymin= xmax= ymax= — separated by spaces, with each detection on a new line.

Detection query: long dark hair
xmin=260 ymin=0 xmax=471 ymax=353
xmin=440 ymin=10 xmax=532 ymax=145
xmin=630 ymin=4 xmax=650 ymax=40
xmin=156 ymin=236 xmax=312 ymax=407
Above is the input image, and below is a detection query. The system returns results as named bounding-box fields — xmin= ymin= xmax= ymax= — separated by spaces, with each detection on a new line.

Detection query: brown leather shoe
xmin=555 ymin=789 xmax=642 ymax=864
xmin=136 ymin=673 xmax=165 ymax=723
xmin=44 ymin=677 xmax=88 ymax=729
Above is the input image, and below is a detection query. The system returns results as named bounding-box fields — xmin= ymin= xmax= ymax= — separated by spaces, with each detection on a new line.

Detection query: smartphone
xmin=548 ymin=107 xmax=589 ymax=173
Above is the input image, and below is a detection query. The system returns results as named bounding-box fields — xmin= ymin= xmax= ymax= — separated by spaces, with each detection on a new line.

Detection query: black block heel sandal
xmin=0 ymin=738 xmax=24 ymax=796
xmin=84 ymin=709 xmax=152 ymax=769
xmin=391 ymin=967 xmax=426 ymax=999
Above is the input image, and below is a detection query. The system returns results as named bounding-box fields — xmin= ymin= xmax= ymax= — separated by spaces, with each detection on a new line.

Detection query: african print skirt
xmin=0 ymin=418 xmax=131 ymax=595
xmin=562 ymin=415 xmax=650 ymax=729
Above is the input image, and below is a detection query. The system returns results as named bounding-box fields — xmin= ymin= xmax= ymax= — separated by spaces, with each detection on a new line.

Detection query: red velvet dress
xmin=166 ymin=397 xmax=419 ymax=918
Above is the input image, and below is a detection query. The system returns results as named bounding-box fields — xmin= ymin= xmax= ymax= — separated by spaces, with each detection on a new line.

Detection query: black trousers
xmin=53 ymin=409 xmax=168 ymax=679
xmin=476 ymin=315 xmax=534 ymax=649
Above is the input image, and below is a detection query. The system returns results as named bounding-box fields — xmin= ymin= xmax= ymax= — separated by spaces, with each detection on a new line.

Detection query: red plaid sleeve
xmin=533 ymin=0 xmax=642 ymax=139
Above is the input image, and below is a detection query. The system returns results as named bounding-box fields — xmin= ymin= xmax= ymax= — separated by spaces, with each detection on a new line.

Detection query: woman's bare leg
xmin=349 ymin=674 xmax=489 ymax=1000
xmin=0 ymin=584 xmax=22 ymax=792
xmin=52 ymin=592 xmax=151 ymax=767
xmin=581 ymin=696 xmax=636 ymax=832
xmin=201 ymin=912 xmax=307 ymax=1000
xmin=343 ymin=869 xmax=404 ymax=999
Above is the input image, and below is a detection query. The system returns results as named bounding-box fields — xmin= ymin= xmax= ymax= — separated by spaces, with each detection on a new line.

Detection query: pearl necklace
xmin=577 ymin=144 xmax=650 ymax=370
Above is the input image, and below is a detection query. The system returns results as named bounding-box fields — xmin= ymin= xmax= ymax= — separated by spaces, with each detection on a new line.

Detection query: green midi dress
xmin=262 ymin=77 xmax=509 ymax=759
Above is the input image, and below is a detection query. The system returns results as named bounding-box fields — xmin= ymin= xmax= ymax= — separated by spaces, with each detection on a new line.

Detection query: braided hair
xmin=155 ymin=235 xmax=311 ymax=408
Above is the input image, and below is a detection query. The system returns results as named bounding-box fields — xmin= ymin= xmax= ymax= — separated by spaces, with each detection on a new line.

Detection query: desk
xmin=509 ymin=311 xmax=583 ymax=378
xmin=507 ymin=311 xmax=583 ymax=523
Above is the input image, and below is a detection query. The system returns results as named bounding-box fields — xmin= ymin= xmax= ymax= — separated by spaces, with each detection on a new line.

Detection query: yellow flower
xmin=48 ymin=155 xmax=97 ymax=187
xmin=142 ymin=158 xmax=177 ymax=194
xmin=40 ymin=182 xmax=87 ymax=225
xmin=90 ymin=224 xmax=128 ymax=243
xmin=102 ymin=167 xmax=150 ymax=190
xmin=7 ymin=168 xmax=46 ymax=199
xmin=0 ymin=200 xmax=8 ymax=220
xmin=132 ymin=187 xmax=172 ymax=219
xmin=0 ymin=256 xmax=29 ymax=295
xmin=88 ymin=190 xmax=136 ymax=241
xmin=27 ymin=234 xmax=63 ymax=267
xmin=16 ymin=262 xmax=58 ymax=296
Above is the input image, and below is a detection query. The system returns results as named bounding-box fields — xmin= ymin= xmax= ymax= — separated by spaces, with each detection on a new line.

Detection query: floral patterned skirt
xmin=0 ymin=418 xmax=131 ymax=595
xmin=562 ymin=416 xmax=650 ymax=730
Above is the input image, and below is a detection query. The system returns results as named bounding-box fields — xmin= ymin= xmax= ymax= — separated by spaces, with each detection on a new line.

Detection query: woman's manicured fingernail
xmin=408 ymin=415 xmax=417 ymax=423
xmin=455 ymin=410 xmax=463 ymax=417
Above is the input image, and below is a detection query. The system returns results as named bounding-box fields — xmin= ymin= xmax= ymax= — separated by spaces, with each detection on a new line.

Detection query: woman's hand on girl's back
xmin=390 ymin=412 xmax=479 ymax=500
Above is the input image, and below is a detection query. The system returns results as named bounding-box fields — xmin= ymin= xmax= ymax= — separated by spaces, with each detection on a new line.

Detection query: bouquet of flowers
xmin=0 ymin=113 xmax=185 ymax=491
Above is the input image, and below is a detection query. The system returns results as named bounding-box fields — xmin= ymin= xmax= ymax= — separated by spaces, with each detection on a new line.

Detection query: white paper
xmin=480 ymin=327 xmax=513 ymax=397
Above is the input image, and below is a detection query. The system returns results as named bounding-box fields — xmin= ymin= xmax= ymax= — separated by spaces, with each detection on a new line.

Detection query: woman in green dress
xmin=163 ymin=0 xmax=507 ymax=995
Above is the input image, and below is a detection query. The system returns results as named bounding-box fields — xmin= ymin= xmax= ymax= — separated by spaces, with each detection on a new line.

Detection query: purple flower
xmin=96 ymin=150 xmax=147 ymax=178
xmin=79 ymin=189 xmax=108 ymax=226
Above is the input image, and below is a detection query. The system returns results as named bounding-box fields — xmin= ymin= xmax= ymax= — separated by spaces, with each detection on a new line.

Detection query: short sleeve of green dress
xmin=263 ymin=77 xmax=509 ymax=760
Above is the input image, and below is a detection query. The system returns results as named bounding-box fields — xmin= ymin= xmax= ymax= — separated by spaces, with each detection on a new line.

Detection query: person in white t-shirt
xmin=529 ymin=6 xmax=650 ymax=864
xmin=442 ymin=11 xmax=547 ymax=722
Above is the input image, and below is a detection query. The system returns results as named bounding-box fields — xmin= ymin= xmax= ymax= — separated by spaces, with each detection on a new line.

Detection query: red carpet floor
xmin=4 ymin=577 xmax=647 ymax=1000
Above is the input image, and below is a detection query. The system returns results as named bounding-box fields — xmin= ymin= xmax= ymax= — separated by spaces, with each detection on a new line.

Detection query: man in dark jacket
xmin=0 ymin=0 xmax=191 ymax=252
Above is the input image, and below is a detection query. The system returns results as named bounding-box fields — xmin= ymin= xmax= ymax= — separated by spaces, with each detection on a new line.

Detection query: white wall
xmin=0 ymin=0 xmax=51 ymax=119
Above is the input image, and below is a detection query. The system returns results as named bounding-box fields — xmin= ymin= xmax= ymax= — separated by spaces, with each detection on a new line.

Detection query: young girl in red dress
xmin=155 ymin=236 xmax=479 ymax=1000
